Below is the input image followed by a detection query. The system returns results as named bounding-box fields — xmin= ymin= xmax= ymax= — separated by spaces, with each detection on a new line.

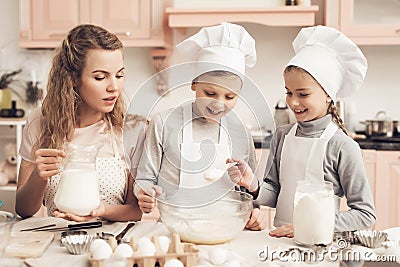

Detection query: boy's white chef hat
xmin=286 ymin=25 xmax=367 ymax=101
xmin=176 ymin=22 xmax=256 ymax=80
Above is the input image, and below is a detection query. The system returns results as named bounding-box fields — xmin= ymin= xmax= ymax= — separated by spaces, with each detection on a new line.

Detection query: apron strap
xmin=182 ymin=102 xmax=193 ymax=143
xmin=287 ymin=123 xmax=298 ymax=137
xmin=320 ymin=121 xmax=339 ymax=140
xmin=219 ymin=117 xmax=229 ymax=145
xmin=108 ymin=123 xmax=121 ymax=159
xmin=305 ymin=121 xmax=338 ymax=183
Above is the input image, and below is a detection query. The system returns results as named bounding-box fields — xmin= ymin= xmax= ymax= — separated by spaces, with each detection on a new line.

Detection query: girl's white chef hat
xmin=176 ymin=22 xmax=256 ymax=81
xmin=286 ymin=25 xmax=368 ymax=102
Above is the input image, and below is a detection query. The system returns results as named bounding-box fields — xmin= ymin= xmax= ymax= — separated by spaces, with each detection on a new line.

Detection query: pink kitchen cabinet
xmin=167 ymin=5 xmax=319 ymax=28
xmin=375 ymin=151 xmax=400 ymax=230
xmin=325 ymin=0 xmax=400 ymax=45
xmin=19 ymin=0 xmax=172 ymax=48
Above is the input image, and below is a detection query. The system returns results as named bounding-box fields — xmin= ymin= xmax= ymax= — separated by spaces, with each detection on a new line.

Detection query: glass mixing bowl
xmin=157 ymin=190 xmax=253 ymax=245
xmin=0 ymin=211 xmax=16 ymax=256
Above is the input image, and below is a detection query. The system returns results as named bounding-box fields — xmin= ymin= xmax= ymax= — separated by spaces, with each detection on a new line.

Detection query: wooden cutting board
xmin=3 ymin=232 xmax=54 ymax=258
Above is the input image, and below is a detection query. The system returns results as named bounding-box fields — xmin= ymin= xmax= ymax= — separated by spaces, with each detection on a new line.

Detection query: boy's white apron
xmin=274 ymin=121 xmax=339 ymax=227
xmin=179 ymin=102 xmax=232 ymax=189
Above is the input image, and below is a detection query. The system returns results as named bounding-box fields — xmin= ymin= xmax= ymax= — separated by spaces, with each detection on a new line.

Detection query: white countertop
xmin=6 ymin=217 xmax=399 ymax=267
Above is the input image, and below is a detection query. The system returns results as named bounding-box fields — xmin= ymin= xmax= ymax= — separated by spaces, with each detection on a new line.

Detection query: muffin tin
xmin=355 ymin=230 xmax=388 ymax=248
xmin=61 ymin=231 xmax=95 ymax=255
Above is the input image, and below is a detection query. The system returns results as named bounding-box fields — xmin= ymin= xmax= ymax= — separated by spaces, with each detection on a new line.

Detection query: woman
xmin=16 ymin=24 xmax=144 ymax=222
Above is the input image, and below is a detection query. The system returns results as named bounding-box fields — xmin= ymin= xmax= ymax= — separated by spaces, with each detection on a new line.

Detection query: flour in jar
xmin=54 ymin=169 xmax=100 ymax=216
xmin=293 ymin=190 xmax=335 ymax=245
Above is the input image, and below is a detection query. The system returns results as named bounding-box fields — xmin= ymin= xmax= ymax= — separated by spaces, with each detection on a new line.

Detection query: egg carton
xmin=89 ymin=233 xmax=199 ymax=267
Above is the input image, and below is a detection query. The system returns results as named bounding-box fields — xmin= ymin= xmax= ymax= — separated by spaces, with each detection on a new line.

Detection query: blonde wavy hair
xmin=36 ymin=24 xmax=125 ymax=151
xmin=284 ymin=65 xmax=348 ymax=135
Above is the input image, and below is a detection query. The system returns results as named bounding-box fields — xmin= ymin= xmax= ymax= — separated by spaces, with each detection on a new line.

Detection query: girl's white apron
xmin=274 ymin=121 xmax=339 ymax=227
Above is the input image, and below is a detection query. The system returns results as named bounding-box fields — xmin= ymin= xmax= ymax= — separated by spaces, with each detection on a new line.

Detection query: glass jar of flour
xmin=293 ymin=180 xmax=335 ymax=246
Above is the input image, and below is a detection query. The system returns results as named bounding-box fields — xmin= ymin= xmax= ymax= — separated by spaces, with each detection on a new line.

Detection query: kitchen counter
xmin=355 ymin=137 xmax=400 ymax=151
xmin=253 ymin=134 xmax=272 ymax=149
xmin=6 ymin=217 xmax=399 ymax=267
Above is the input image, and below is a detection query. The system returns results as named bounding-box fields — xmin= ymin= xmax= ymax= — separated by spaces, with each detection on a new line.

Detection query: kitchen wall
xmin=1 ymin=0 xmax=400 ymax=135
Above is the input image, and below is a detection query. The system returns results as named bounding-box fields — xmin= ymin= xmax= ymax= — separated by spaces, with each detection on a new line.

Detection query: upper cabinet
xmin=19 ymin=0 xmax=172 ymax=48
xmin=166 ymin=5 xmax=319 ymax=28
xmin=325 ymin=0 xmax=400 ymax=45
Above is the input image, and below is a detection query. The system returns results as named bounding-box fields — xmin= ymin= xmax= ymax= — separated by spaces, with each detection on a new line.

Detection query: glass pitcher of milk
xmin=293 ymin=180 xmax=335 ymax=246
xmin=54 ymin=143 xmax=102 ymax=216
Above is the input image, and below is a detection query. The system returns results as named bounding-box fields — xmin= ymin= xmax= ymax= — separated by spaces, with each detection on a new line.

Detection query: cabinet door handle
xmin=114 ymin=32 xmax=131 ymax=37
xmin=49 ymin=33 xmax=67 ymax=38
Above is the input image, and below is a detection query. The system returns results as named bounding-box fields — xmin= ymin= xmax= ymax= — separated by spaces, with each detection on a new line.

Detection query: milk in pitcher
xmin=54 ymin=169 xmax=100 ymax=216
xmin=54 ymin=143 xmax=102 ymax=216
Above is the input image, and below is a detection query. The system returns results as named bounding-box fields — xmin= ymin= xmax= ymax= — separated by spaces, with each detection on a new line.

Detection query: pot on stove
xmin=360 ymin=111 xmax=393 ymax=137
xmin=393 ymin=120 xmax=400 ymax=136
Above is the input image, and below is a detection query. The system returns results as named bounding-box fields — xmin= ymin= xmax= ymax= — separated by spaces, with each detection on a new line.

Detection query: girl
xmin=16 ymin=24 xmax=144 ymax=222
xmin=228 ymin=25 xmax=376 ymax=235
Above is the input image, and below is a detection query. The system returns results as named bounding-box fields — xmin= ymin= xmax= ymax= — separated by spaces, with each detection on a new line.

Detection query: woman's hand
xmin=269 ymin=224 xmax=294 ymax=238
xmin=246 ymin=207 xmax=269 ymax=231
xmin=34 ymin=149 xmax=66 ymax=180
xmin=137 ymin=185 xmax=162 ymax=213
xmin=53 ymin=203 xmax=106 ymax=222
xmin=226 ymin=158 xmax=258 ymax=192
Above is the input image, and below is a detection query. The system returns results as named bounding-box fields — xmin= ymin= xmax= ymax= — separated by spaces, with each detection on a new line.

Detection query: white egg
xmin=91 ymin=242 xmax=113 ymax=260
xmin=137 ymin=237 xmax=152 ymax=247
xmin=113 ymin=243 xmax=134 ymax=258
xmin=164 ymin=258 xmax=184 ymax=267
xmin=158 ymin=235 xmax=171 ymax=254
xmin=137 ymin=238 xmax=156 ymax=256
xmin=90 ymin=238 xmax=110 ymax=253
xmin=209 ymin=247 xmax=228 ymax=265
xmin=222 ymin=259 xmax=240 ymax=267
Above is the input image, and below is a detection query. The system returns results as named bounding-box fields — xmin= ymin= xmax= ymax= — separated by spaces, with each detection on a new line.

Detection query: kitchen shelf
xmin=166 ymin=6 xmax=319 ymax=28
xmin=0 ymin=117 xmax=27 ymax=178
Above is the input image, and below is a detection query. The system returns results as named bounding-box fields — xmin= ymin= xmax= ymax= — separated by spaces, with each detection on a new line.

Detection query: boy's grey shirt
xmin=134 ymin=104 xmax=256 ymax=197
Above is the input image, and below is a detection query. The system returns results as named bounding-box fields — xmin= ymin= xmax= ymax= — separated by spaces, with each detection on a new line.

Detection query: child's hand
xmin=137 ymin=185 xmax=162 ymax=213
xmin=246 ymin=207 xmax=269 ymax=231
xmin=226 ymin=158 xmax=258 ymax=192
xmin=34 ymin=148 xmax=66 ymax=180
xmin=269 ymin=224 xmax=294 ymax=238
